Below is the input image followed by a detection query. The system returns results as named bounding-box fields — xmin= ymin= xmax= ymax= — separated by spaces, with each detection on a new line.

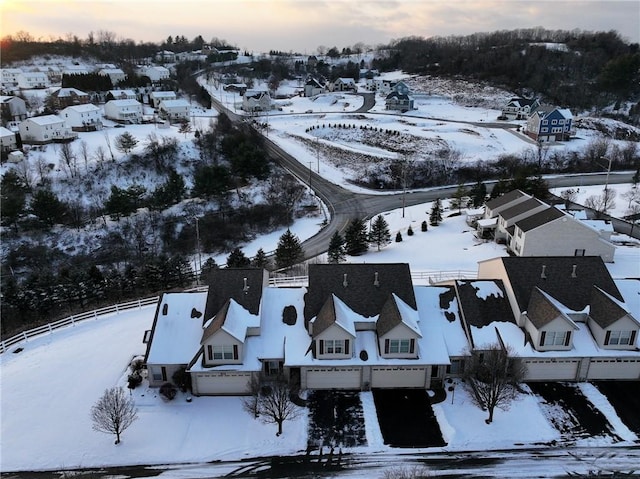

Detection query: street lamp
xmin=600 ymin=156 xmax=612 ymax=194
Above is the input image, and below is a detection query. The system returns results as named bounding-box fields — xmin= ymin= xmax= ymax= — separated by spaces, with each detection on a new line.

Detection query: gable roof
xmin=51 ymin=87 xmax=88 ymax=98
xmin=506 ymin=97 xmax=539 ymax=108
xmin=62 ymin=104 xmax=100 ymax=114
xmin=312 ymin=294 xmax=358 ymax=338
xmin=497 ymin=256 xmax=623 ymax=313
xmin=515 ymin=206 xmax=566 ymax=232
xmin=454 ymin=280 xmax=515 ymax=328
xmin=589 ymin=286 xmax=638 ymax=329
xmin=498 ymin=197 xmax=546 ymax=221
xmin=376 ymin=293 xmax=421 ymax=337
xmin=26 ymin=115 xmax=64 ymax=126
xmin=485 ymin=189 xmax=529 ymax=211
xmin=201 ymin=298 xmax=259 ymax=343
xmin=203 ymin=268 xmax=267 ymax=319
xmin=304 ymin=263 xmax=416 ymax=322
xmin=527 ymin=287 xmax=579 ymax=329
xmin=144 ymin=291 xmax=208 ymax=364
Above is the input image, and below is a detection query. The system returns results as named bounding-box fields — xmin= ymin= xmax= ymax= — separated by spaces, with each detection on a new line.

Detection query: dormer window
xmin=540 ymin=330 xmax=570 ymax=347
xmin=605 ymin=330 xmax=634 ymax=346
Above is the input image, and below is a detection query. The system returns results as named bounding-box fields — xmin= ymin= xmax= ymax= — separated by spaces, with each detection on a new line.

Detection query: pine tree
xmin=274 ymin=229 xmax=303 ymax=269
xmin=251 ymin=248 xmax=270 ymax=269
xmin=30 ymin=189 xmax=68 ymax=227
xmin=114 ymin=132 xmax=138 ymax=154
xmin=451 ymin=184 xmax=468 ymax=213
xmin=344 ymin=218 xmax=368 ymax=256
xmin=395 ymin=231 xmax=403 ymax=242
xmin=469 ymin=180 xmax=488 ymax=207
xmin=226 ymin=247 xmax=250 ymax=268
xmin=368 ymin=215 xmax=391 ymax=251
xmin=327 ymin=231 xmax=345 ymax=263
xmin=421 ymin=220 xmax=428 ymax=232
xmin=429 ymin=198 xmax=443 ymax=226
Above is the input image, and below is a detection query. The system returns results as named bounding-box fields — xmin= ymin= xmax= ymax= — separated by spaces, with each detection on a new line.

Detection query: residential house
xmin=62 ymin=65 xmax=90 ymax=76
xmin=501 ymin=97 xmax=540 ymax=120
xmin=107 ymin=89 xmax=137 ymax=101
xmin=0 ymin=126 xmax=18 ymax=152
xmin=36 ymin=65 xmax=62 ymax=83
xmin=158 ymin=99 xmax=191 ymax=122
xmin=140 ymin=66 xmax=170 ymax=83
xmin=149 ymin=90 xmax=177 ymax=108
xmin=104 ymin=99 xmax=143 ymax=124
xmin=0 ymin=96 xmax=27 ymax=123
xmin=304 ymin=78 xmax=325 ymax=97
xmin=242 ymin=90 xmax=271 ymax=113
xmin=526 ymin=108 xmax=573 ymax=142
xmin=18 ymin=115 xmax=77 ymax=144
xmin=494 ymin=197 xmax=548 ymax=242
xmin=99 ymin=68 xmax=127 ymax=85
xmin=331 ymin=77 xmax=357 ymax=92
xmin=1 ymin=68 xmax=23 ymax=87
xmin=16 ymin=71 xmax=49 ymax=89
xmin=155 ymin=50 xmax=176 ymax=63
xmin=385 ymin=91 xmax=414 ymax=112
xmin=509 ymin=207 xmax=616 ymax=262
xmin=60 ymin=104 xmax=103 ymax=132
xmin=50 ymin=87 xmax=90 ymax=109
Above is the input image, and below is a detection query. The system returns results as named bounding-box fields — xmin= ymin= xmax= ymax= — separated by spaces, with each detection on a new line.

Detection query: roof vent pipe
xmin=343 ymin=273 xmax=348 ymax=288
xmin=541 ymin=265 xmax=547 ymax=279
xmin=243 ymin=277 xmax=250 ymax=293
xmin=374 ymin=271 xmax=380 ymax=287
xmin=571 ymin=265 xmax=577 ymax=278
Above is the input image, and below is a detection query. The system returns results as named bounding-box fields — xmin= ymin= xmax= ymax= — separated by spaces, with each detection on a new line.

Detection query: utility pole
xmin=316 ymin=135 xmax=320 ymax=173
xmin=194 ymin=216 xmax=202 ymax=285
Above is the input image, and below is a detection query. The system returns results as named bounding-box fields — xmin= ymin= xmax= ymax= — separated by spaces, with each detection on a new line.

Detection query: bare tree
xmin=78 ymin=140 xmax=91 ymax=173
xmin=463 ymin=344 xmax=527 ymax=424
xmin=90 ymin=387 xmax=138 ymax=444
xmin=242 ymin=374 xmax=300 ymax=436
xmin=57 ymin=142 xmax=78 ymax=178
xmin=559 ymin=188 xmax=578 ymax=207
xmin=585 ymin=189 xmax=617 ymax=217
xmin=94 ymin=145 xmax=108 ymax=168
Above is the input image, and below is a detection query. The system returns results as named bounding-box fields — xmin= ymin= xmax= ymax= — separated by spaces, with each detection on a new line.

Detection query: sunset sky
xmin=2 ymin=0 xmax=639 ymax=53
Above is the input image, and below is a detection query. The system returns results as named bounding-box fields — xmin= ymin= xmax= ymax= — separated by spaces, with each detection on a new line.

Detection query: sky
xmin=2 ymin=0 xmax=639 ymax=54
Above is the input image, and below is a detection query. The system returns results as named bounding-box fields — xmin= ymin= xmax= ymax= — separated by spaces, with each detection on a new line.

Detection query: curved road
xmin=210 ymin=94 xmax=633 ymax=260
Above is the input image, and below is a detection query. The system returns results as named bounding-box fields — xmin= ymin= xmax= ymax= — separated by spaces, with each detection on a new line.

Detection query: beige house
xmin=104 ymin=99 xmax=143 ymax=124
xmin=494 ymin=197 xmax=548 ymax=241
xmin=18 ymin=115 xmax=77 ymax=144
xmin=158 ymin=99 xmax=191 ymax=122
xmin=60 ymin=104 xmax=102 ymax=131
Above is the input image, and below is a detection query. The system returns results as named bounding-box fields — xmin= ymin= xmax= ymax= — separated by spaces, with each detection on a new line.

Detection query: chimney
xmin=342 ymin=273 xmax=348 ymax=288
xmin=373 ymin=271 xmax=380 ymax=287
xmin=540 ymin=265 xmax=547 ymax=279
xmin=243 ymin=277 xmax=250 ymax=293
xmin=571 ymin=265 xmax=577 ymax=278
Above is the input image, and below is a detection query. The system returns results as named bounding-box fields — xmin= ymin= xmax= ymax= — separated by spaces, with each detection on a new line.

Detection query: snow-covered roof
xmin=145 ymin=292 xmax=208 ymax=365
xmin=202 ymin=298 xmax=260 ymax=343
xmin=150 ymin=90 xmax=176 ymax=98
xmin=159 ymin=99 xmax=190 ymax=108
xmin=25 ymin=114 xmax=64 ymax=126
xmin=106 ymin=99 xmax=141 ymax=107
xmin=0 ymin=126 xmax=16 ymax=137
xmin=61 ymin=104 xmax=100 ymax=113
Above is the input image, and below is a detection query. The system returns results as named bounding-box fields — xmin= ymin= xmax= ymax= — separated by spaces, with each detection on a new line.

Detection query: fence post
xmin=48 ymin=324 xmax=53 ymax=333
xmin=70 ymin=315 xmax=75 ymax=325
xmin=22 ymin=331 xmax=28 ymax=341
xmin=115 ymin=303 xmax=119 ymax=314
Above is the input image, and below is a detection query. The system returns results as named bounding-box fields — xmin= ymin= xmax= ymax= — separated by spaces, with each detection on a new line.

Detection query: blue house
xmin=526 ymin=108 xmax=573 ymax=142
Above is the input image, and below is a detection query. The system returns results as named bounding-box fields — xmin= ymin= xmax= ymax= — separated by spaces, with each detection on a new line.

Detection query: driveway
xmin=593 ymin=381 xmax=640 ymax=434
xmin=372 ymin=389 xmax=446 ymax=447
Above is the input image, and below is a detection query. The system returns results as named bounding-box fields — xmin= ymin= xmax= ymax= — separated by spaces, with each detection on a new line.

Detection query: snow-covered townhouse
xmin=158 ymin=99 xmax=191 ymax=122
xmin=107 ymin=89 xmax=138 ymax=101
xmin=140 ymin=65 xmax=170 ymax=83
xmin=501 ymin=97 xmax=540 ymax=120
xmin=99 ymin=68 xmax=127 ymax=85
xmin=104 ymin=99 xmax=143 ymax=124
xmin=16 ymin=71 xmax=49 ymax=89
xmin=1 ymin=68 xmax=23 ymax=88
xmin=149 ymin=90 xmax=177 ymax=108
xmin=50 ymin=87 xmax=90 ymax=109
xmin=60 ymin=104 xmax=103 ymax=132
xmin=0 ymin=96 xmax=28 ymax=124
xmin=0 ymin=126 xmax=18 ymax=152
xmin=18 ymin=114 xmax=77 ymax=144
xmin=242 ymin=90 xmax=271 ymax=113
xmin=526 ymin=107 xmax=573 ymax=142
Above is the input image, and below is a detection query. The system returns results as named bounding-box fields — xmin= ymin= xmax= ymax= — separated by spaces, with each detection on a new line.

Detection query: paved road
xmin=210 ymin=95 xmax=634 ymax=260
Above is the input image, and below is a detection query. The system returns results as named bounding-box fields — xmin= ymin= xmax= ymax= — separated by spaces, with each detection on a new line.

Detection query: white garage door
xmin=371 ymin=366 xmax=427 ymax=388
xmin=525 ymin=359 xmax=580 ymax=381
xmin=587 ymin=358 xmax=640 ymax=380
xmin=305 ymin=367 xmax=361 ymax=389
xmin=194 ymin=371 xmax=253 ymax=395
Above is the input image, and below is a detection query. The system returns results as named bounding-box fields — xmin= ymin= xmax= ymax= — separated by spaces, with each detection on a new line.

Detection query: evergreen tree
xmin=429 ymin=198 xmax=443 ymax=226
xmin=450 ymin=184 xmax=468 ymax=213
xmin=368 ymin=215 xmax=391 ymax=251
xmin=1 ymin=170 xmax=27 ymax=231
xmin=251 ymin=248 xmax=270 ymax=269
xmin=226 ymin=247 xmax=250 ymax=268
xmin=344 ymin=218 xmax=368 ymax=256
xmin=30 ymin=189 xmax=68 ymax=227
xmin=114 ymin=132 xmax=138 ymax=154
xmin=395 ymin=231 xmax=403 ymax=242
xmin=421 ymin=220 xmax=428 ymax=232
xmin=469 ymin=180 xmax=488 ymax=207
xmin=178 ymin=119 xmax=192 ymax=137
xmin=274 ymin=229 xmax=303 ymax=269
xmin=327 ymin=231 xmax=345 ymax=264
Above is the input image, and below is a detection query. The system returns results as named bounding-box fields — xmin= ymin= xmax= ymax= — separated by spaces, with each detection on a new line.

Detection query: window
xmin=389 ymin=339 xmax=411 ymax=353
xmin=551 ymin=119 xmax=558 ymax=125
xmin=208 ymin=344 xmax=235 ymax=360
xmin=607 ymin=330 xmax=633 ymax=345
xmin=325 ymin=339 xmax=344 ymax=354
xmin=541 ymin=330 xmax=569 ymax=347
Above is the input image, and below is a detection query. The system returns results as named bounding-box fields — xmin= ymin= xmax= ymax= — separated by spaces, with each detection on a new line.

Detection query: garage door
xmin=305 ymin=367 xmax=361 ymax=389
xmin=371 ymin=366 xmax=427 ymax=388
xmin=587 ymin=358 xmax=640 ymax=380
xmin=524 ymin=359 xmax=580 ymax=381
xmin=193 ymin=371 xmax=253 ymax=395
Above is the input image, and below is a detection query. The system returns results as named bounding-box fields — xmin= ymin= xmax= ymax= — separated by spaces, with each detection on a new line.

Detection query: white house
xmin=140 ymin=66 xmax=170 ymax=83
xmin=108 ymin=89 xmax=137 ymax=101
xmin=18 ymin=115 xmax=76 ymax=144
xmin=60 ymin=104 xmax=103 ymax=131
xmin=99 ymin=68 xmax=127 ymax=85
xmin=331 ymin=77 xmax=357 ymax=92
xmin=158 ymin=99 xmax=191 ymax=122
xmin=1 ymin=68 xmax=23 ymax=87
xmin=0 ymin=96 xmax=28 ymax=123
xmin=149 ymin=90 xmax=177 ymax=108
xmin=501 ymin=98 xmax=540 ymax=120
xmin=242 ymin=90 xmax=271 ymax=113
xmin=155 ymin=50 xmax=176 ymax=63
xmin=16 ymin=71 xmax=49 ymax=89
xmin=0 ymin=126 xmax=17 ymax=152
xmin=494 ymin=197 xmax=548 ymax=241
xmin=104 ymin=99 xmax=143 ymax=124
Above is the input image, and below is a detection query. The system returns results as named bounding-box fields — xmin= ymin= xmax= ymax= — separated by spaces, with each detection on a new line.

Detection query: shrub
xmin=172 ymin=368 xmax=191 ymax=393
xmin=160 ymin=382 xmax=177 ymax=401
xmin=421 ymin=220 xmax=428 ymax=232
xmin=130 ymin=358 xmax=145 ymax=374
xmin=395 ymin=232 xmax=403 ymax=242
xmin=127 ymin=372 xmax=142 ymax=389
xmin=407 ymin=226 xmax=414 ymax=236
